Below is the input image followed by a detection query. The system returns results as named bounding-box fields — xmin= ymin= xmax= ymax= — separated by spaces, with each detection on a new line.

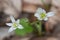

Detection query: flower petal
xmin=37 ymin=17 xmax=43 ymax=20
xmin=40 ymin=8 xmax=46 ymax=13
xmin=6 ymin=23 xmax=12 ymax=26
xmin=8 ymin=27 xmax=16 ymax=33
xmin=44 ymin=17 xmax=48 ymax=21
xmin=34 ymin=13 xmax=40 ymax=18
xmin=16 ymin=19 xmax=20 ymax=23
xmin=47 ymin=12 xmax=55 ymax=17
xmin=10 ymin=15 xmax=15 ymax=22
xmin=18 ymin=25 xmax=24 ymax=29
xmin=36 ymin=8 xmax=46 ymax=14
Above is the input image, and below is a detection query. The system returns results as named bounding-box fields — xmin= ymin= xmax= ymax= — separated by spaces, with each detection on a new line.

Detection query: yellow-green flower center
xmin=40 ymin=13 xmax=46 ymax=19
xmin=13 ymin=22 xmax=18 ymax=28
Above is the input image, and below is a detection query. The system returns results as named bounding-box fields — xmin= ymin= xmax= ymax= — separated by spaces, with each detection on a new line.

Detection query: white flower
xmin=34 ymin=8 xmax=55 ymax=21
xmin=6 ymin=16 xmax=24 ymax=33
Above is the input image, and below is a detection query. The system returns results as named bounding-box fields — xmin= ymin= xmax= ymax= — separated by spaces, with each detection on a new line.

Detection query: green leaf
xmin=20 ymin=18 xmax=33 ymax=33
xmin=15 ymin=28 xmax=26 ymax=36
xmin=15 ymin=18 xmax=33 ymax=36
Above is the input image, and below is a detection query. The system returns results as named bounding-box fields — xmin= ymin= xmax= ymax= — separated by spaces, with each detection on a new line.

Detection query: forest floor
xmin=0 ymin=27 xmax=60 ymax=40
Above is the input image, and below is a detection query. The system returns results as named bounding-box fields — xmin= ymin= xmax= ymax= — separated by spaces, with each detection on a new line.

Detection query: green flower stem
xmin=31 ymin=21 xmax=42 ymax=36
xmin=35 ymin=21 xmax=42 ymax=36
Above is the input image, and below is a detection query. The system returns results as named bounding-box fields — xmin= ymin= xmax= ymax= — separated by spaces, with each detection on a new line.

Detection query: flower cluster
xmin=6 ymin=8 xmax=55 ymax=36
